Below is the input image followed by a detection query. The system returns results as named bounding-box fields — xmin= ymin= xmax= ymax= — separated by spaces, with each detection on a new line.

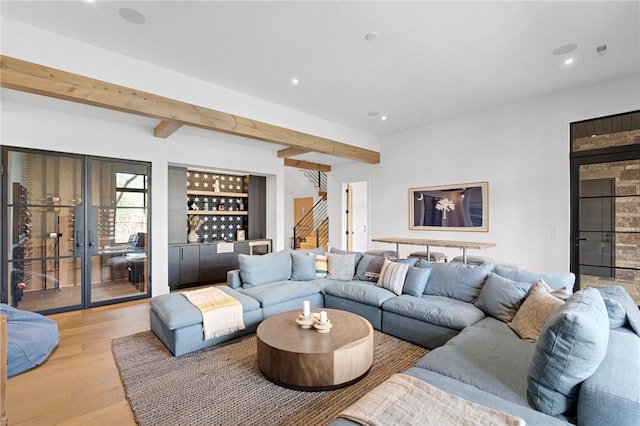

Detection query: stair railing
xmin=293 ymin=196 xmax=328 ymax=249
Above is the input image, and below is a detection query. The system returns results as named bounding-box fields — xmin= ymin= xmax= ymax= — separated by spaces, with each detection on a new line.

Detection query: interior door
xmin=579 ymin=178 xmax=615 ymax=277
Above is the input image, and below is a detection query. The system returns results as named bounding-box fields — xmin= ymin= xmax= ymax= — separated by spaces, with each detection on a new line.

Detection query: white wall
xmin=0 ymin=18 xmax=379 ymax=297
xmin=329 ymin=74 xmax=640 ymax=272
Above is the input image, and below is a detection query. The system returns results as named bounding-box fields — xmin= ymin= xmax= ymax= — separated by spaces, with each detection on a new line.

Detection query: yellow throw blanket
xmin=339 ymin=373 xmax=526 ymax=426
xmin=182 ymin=287 xmax=245 ymax=340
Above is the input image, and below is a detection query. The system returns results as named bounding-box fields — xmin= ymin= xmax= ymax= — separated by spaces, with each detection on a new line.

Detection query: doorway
xmin=570 ymin=111 xmax=640 ymax=304
xmin=2 ymin=147 xmax=151 ymax=314
xmin=344 ymin=181 xmax=368 ymax=252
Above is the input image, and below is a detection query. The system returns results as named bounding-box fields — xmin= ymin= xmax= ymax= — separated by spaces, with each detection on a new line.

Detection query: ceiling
xmin=1 ymin=1 xmax=639 ymax=138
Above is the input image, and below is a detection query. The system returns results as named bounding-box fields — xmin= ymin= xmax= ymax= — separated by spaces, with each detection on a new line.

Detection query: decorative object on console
xmin=187 ymin=215 xmax=204 ymax=243
xmin=409 ymin=182 xmax=488 ymax=231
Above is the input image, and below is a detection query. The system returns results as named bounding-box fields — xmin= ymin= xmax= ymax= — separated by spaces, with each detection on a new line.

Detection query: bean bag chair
xmin=1 ymin=304 xmax=59 ymax=377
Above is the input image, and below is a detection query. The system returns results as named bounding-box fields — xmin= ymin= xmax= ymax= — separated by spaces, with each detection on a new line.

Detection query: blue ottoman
xmin=1 ymin=303 xmax=59 ymax=377
xmin=150 ymin=286 xmax=263 ymax=356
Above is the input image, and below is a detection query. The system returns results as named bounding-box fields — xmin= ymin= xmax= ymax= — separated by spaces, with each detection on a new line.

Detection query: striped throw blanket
xmin=339 ymin=373 xmax=525 ymax=426
xmin=182 ymin=287 xmax=245 ymax=340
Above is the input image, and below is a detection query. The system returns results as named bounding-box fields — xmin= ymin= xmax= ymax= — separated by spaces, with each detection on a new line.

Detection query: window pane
xmin=116 ymin=191 xmax=145 ymax=207
xmin=116 ymin=173 xmax=145 ymax=189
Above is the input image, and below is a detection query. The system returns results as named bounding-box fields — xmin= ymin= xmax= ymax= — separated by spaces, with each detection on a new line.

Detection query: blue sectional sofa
xmin=149 ymin=248 xmax=640 ymax=425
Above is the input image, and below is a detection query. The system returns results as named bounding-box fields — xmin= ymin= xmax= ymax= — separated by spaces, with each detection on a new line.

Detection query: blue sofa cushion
xmin=528 ymin=288 xmax=609 ymax=416
xmin=595 ymin=285 xmax=640 ymax=336
xmin=382 ymin=295 xmax=485 ymax=330
xmin=150 ymin=287 xmax=261 ymax=330
xmin=416 ymin=318 xmax=535 ymax=406
xmin=476 ymin=273 xmax=530 ymax=322
xmin=577 ymin=327 xmax=640 ymax=426
xmin=2 ymin=303 xmax=59 ymax=377
xmin=494 ymin=266 xmax=575 ymax=291
xmin=290 ymin=251 xmax=317 ymax=281
xmin=402 ymin=266 xmax=431 ymax=297
xmin=355 ymin=254 xmax=385 ymax=282
xmin=238 ymin=251 xmax=291 ymax=288
xmin=239 ymin=280 xmax=321 ymax=307
xmin=327 ymin=252 xmax=357 ymax=281
xmin=324 ymin=281 xmax=395 ymax=307
xmin=329 ymin=247 xmax=364 ymax=266
xmin=425 ymin=261 xmax=493 ymax=302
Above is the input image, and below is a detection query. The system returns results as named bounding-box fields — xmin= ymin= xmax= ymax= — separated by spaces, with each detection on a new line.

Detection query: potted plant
xmin=187 ymin=215 xmax=204 ymax=243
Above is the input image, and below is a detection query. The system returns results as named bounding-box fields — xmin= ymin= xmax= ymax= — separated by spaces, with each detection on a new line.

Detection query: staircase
xmin=293 ymin=170 xmax=329 ymax=250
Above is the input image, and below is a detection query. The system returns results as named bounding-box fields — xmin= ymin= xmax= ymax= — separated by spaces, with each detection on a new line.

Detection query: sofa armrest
xmin=577 ymin=327 xmax=640 ymax=426
xmin=227 ymin=269 xmax=242 ymax=289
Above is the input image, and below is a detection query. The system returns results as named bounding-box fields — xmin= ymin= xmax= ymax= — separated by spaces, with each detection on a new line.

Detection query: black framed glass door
xmin=2 ymin=147 xmax=150 ymax=314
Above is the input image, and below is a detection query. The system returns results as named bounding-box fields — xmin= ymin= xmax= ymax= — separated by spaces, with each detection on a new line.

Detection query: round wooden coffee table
xmin=256 ymin=308 xmax=374 ymax=391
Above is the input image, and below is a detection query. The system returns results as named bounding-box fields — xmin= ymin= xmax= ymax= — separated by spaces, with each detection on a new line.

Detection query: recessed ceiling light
xmin=553 ymin=43 xmax=578 ymax=56
xmin=291 ymin=78 xmax=299 ymax=85
xmin=564 ymin=58 xmax=574 ymax=65
xmin=367 ymin=111 xmax=380 ymax=117
xmin=119 ymin=7 xmax=147 ymax=24
xmin=365 ymin=32 xmax=379 ymax=41
xmin=381 ymin=115 xmax=388 ymax=121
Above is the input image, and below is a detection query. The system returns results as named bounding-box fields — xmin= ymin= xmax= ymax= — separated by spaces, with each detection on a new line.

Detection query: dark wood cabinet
xmin=168 ymin=244 xmax=200 ymax=289
xmin=169 ymin=240 xmax=257 ymax=289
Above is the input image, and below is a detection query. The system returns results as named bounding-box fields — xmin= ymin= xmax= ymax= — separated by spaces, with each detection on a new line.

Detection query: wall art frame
xmin=409 ymin=181 xmax=489 ymax=232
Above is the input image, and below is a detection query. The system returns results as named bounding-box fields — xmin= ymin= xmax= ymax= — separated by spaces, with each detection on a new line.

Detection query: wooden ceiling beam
xmin=284 ymin=158 xmax=331 ymax=172
xmin=154 ymin=120 xmax=183 ymax=138
xmin=277 ymin=147 xmax=310 ymax=158
xmin=0 ymin=55 xmax=380 ymax=164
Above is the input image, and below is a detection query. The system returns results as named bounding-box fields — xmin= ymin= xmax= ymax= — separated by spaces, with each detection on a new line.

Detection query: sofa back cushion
xmin=424 ymin=261 xmax=493 ymax=302
xmin=238 ymin=251 xmax=291 ymax=288
xmin=329 ymin=247 xmax=364 ymax=266
xmin=528 ymin=287 xmax=609 ymax=416
xmin=475 ymin=273 xmax=531 ymax=322
xmin=494 ymin=266 xmax=575 ymax=291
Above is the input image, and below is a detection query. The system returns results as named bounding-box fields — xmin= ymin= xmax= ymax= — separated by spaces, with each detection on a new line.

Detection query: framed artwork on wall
xmin=409 ymin=182 xmax=489 ymax=231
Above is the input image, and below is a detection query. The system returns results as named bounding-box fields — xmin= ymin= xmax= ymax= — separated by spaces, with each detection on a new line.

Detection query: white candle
xmin=302 ymin=300 xmax=310 ymax=317
xmin=320 ymin=310 xmax=328 ymax=324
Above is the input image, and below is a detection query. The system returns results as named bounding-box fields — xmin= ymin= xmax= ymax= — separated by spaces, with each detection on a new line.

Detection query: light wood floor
xmin=6 ymin=299 xmax=150 ymax=425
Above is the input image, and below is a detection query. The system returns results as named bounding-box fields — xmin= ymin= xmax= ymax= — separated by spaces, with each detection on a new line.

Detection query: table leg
xmin=426 ymin=246 xmax=431 ymax=261
xmin=395 ymin=243 xmax=400 ymax=258
xmin=462 ymin=248 xmax=468 ymax=264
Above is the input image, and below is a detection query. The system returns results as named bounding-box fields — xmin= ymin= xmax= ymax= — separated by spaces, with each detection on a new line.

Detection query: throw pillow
xmin=313 ymin=253 xmax=328 ymax=278
xmin=327 ymin=252 xmax=357 ymax=281
xmin=424 ymin=261 xmax=493 ymax=302
xmin=602 ymin=298 xmax=627 ymax=329
xmin=290 ymin=251 xmax=317 ymax=281
xmin=238 ymin=251 xmax=292 ymax=288
xmin=329 ymin=247 xmax=364 ymax=267
xmin=475 ymin=273 xmax=531 ymax=322
xmin=596 ymin=285 xmax=640 ymax=336
xmin=355 ymin=254 xmax=385 ymax=282
xmin=528 ymin=288 xmax=609 ymax=416
xmin=402 ymin=266 xmax=431 ymax=297
xmin=509 ymin=280 xmax=564 ymax=341
xmin=377 ymin=259 xmax=409 ymax=296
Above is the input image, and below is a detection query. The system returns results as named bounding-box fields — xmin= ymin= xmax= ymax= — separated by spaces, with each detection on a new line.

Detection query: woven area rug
xmin=112 ymin=330 xmax=428 ymax=426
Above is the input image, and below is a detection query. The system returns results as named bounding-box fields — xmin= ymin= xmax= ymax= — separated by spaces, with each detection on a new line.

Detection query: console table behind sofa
xmin=371 ymin=237 xmax=495 ymax=264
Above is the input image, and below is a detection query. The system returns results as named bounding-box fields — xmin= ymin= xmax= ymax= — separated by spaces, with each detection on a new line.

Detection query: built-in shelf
xmin=187 ymin=190 xmax=248 ymax=197
xmin=187 ymin=210 xmax=248 ymax=216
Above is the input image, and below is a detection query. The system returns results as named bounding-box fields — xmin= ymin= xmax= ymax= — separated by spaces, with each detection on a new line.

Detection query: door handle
xmin=88 ymin=231 xmax=96 ymax=247
xmin=76 ymin=231 xmax=84 ymax=247
xmin=578 ymin=238 xmax=588 ymax=241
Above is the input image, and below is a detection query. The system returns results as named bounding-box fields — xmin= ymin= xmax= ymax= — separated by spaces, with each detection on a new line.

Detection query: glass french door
xmin=570 ymin=111 xmax=640 ymax=305
xmin=2 ymin=147 xmax=150 ymax=314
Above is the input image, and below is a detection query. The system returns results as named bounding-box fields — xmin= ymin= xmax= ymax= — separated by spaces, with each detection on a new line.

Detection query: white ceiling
xmin=1 ymin=1 xmax=639 ymax=138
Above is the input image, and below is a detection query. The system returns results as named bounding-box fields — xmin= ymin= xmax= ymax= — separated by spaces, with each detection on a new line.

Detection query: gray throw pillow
xmin=602 ymin=298 xmax=627 ymax=329
xmin=329 ymin=247 xmax=364 ymax=267
xmin=355 ymin=254 xmax=385 ymax=282
xmin=528 ymin=288 xmax=609 ymax=416
xmin=596 ymin=285 xmax=640 ymax=336
xmin=290 ymin=251 xmax=317 ymax=281
xmin=475 ymin=273 xmax=531 ymax=322
xmin=327 ymin=252 xmax=357 ymax=281
xmin=402 ymin=266 xmax=431 ymax=297
xmin=425 ymin=261 xmax=493 ymax=303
